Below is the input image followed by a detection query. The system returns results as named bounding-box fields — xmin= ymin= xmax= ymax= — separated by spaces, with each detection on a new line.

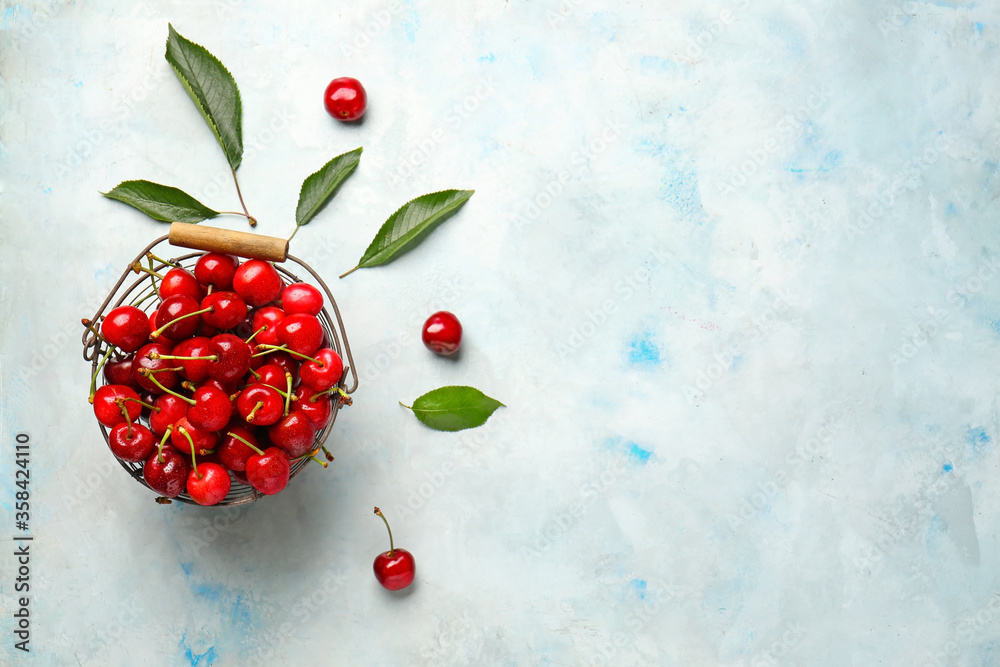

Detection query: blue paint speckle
xmin=628 ymin=443 xmax=652 ymax=465
xmin=975 ymin=22 xmax=984 ymax=33
xmin=478 ymin=52 xmax=495 ymax=62
xmin=180 ymin=562 xmax=193 ymax=576
xmin=638 ymin=55 xmax=676 ymax=74
xmin=946 ymin=202 xmax=956 ymax=216
xmin=942 ymin=462 xmax=953 ymax=473
xmin=179 ymin=633 xmax=217 ymax=666
xmin=401 ymin=0 xmax=419 ymax=43
xmin=74 ymin=80 xmax=83 ymax=88
xmin=967 ymin=427 xmax=991 ymax=458
xmin=627 ymin=331 xmax=661 ymax=366
xmin=42 ymin=187 xmax=51 ymax=194
xmin=637 ymin=139 xmax=704 ymax=222
xmin=629 ymin=579 xmax=648 ymax=600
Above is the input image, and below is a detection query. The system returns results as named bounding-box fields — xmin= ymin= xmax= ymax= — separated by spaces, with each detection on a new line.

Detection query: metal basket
xmin=81 ymin=224 xmax=358 ymax=506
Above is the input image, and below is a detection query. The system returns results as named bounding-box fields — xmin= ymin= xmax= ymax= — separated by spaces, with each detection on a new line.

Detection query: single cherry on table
xmin=324 ymin=77 xmax=367 ymax=122
xmin=373 ymin=507 xmax=415 ymax=591
xmin=422 ymin=311 xmax=462 ymax=356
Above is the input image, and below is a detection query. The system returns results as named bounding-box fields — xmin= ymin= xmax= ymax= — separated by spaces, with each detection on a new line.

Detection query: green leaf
xmin=340 ymin=189 xmax=474 ymax=277
xmin=295 ymin=147 xmax=362 ymax=228
xmin=102 ymin=180 xmax=219 ymax=223
xmin=401 ymin=386 xmax=504 ymax=432
xmin=165 ymin=24 xmax=243 ymax=171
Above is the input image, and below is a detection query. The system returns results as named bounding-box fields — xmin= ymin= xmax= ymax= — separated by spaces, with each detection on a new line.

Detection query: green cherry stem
xmin=310 ymin=386 xmax=351 ymax=405
xmin=133 ymin=262 xmax=164 ymax=280
xmin=321 ymin=445 xmax=335 ymax=462
xmin=118 ymin=402 xmax=134 ymax=439
xmin=181 ymin=428 xmax=202 ymax=479
xmin=146 ymin=252 xmax=181 ymax=269
xmin=121 ymin=396 xmax=158 ymax=411
xmin=81 ymin=318 xmax=113 ymax=348
xmin=139 ymin=370 xmax=197 ymax=406
xmin=245 ymin=401 xmax=265 ymax=423
xmin=89 ymin=346 xmax=115 ymax=403
xmin=151 ymin=353 xmax=219 ymax=362
xmin=157 ymin=426 xmax=174 ymax=464
xmin=284 ymin=371 xmax=293 ymax=416
xmin=338 ymin=266 xmax=359 ymax=279
xmin=374 ymin=507 xmax=394 ymax=555
xmin=231 ymin=169 xmax=257 ymax=227
xmin=254 ymin=344 xmax=324 ymax=366
xmin=150 ymin=307 xmax=214 ymax=339
xmin=129 ymin=290 xmax=159 ymax=309
xmin=291 ymin=448 xmax=327 ymax=468
xmin=226 ymin=432 xmax=264 ymax=456
xmin=245 ymin=326 xmax=268 ymax=345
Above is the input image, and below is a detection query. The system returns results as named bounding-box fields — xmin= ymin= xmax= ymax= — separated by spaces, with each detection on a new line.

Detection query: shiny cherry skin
xmin=143 ymin=445 xmax=190 ymax=498
xmin=217 ymin=424 xmax=259 ymax=472
xmin=132 ymin=342 xmax=180 ymax=394
xmin=296 ymin=386 xmax=333 ymax=429
xmin=93 ymin=384 xmax=143 ymax=428
xmin=153 ymin=295 xmax=203 ymax=341
xmin=299 ymin=348 xmax=343 ymax=391
xmin=209 ymin=334 xmax=252 ymax=383
xmin=158 ymin=267 xmax=205 ymax=301
xmin=201 ymin=291 xmax=248 ymax=330
xmin=104 ymin=354 xmax=139 ymax=389
xmin=372 ymin=507 xmax=415 ymax=591
xmin=186 ymin=462 xmax=232 ymax=506
xmin=187 ymin=385 xmax=233 ymax=432
xmin=101 ymin=306 xmax=150 ymax=352
xmin=281 ymin=283 xmax=324 ymax=316
xmin=267 ymin=411 xmax=316 ymax=458
xmin=171 ymin=336 xmax=215 ymax=383
xmin=236 ymin=384 xmax=284 ymax=426
xmin=233 ymin=260 xmax=283 ymax=307
xmin=324 ymin=77 xmax=367 ymax=121
xmin=251 ymin=306 xmax=285 ymax=346
xmin=194 ymin=252 xmax=240 ymax=290
xmin=254 ymin=364 xmax=287 ymax=390
xmin=149 ymin=394 xmax=188 ymax=436
xmin=246 ymin=447 xmax=291 ymax=495
xmin=422 ymin=311 xmax=462 ymax=356
xmin=275 ymin=313 xmax=324 ymax=357
xmin=170 ymin=418 xmax=218 ymax=456
xmin=108 ymin=422 xmax=156 ymax=462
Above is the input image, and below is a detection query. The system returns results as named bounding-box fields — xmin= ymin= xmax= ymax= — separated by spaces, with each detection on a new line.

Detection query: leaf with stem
xmin=102 ymin=180 xmax=219 ymax=223
xmin=340 ymin=189 xmax=474 ymax=278
xmin=400 ymin=385 xmax=504 ymax=432
xmin=290 ymin=147 xmax=362 ymax=241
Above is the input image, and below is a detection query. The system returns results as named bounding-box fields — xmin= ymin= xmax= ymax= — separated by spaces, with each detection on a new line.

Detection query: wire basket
xmin=81 ymin=224 xmax=358 ymax=506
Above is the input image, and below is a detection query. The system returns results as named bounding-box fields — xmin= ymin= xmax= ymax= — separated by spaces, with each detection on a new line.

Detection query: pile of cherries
xmin=89 ymin=252 xmax=346 ymax=506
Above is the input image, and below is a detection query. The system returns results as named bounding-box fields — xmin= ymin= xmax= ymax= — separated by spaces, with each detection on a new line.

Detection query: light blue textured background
xmin=2 ymin=0 xmax=1000 ymax=665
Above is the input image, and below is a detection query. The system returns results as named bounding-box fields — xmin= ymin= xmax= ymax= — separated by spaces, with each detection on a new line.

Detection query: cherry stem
xmin=81 ymin=318 xmax=113 ymax=348
xmin=291 ymin=448 xmax=327 ymax=468
xmin=321 ymin=445 xmax=335 ymax=462
xmin=89 ymin=346 xmax=115 ymax=403
xmin=226 ymin=432 xmax=264 ymax=456
xmin=245 ymin=401 xmax=265 ymax=423
xmin=157 ymin=426 xmax=173 ymax=464
xmin=118 ymin=402 xmax=133 ymax=439
xmin=152 ymin=353 xmax=219 ymax=362
xmin=150 ymin=307 xmax=213 ymax=339
xmin=254 ymin=344 xmax=323 ymax=366
xmin=139 ymin=370 xmax=197 ymax=406
xmin=181 ymin=428 xmax=201 ymax=479
xmin=132 ymin=262 xmax=164 ymax=280
xmin=374 ymin=507 xmax=394 ymax=555
xmin=311 ymin=386 xmax=351 ymax=406
xmin=284 ymin=371 xmax=293 ymax=416
xmin=248 ymin=368 xmax=261 ymax=380
xmin=287 ymin=225 xmax=301 ymax=242
xmin=146 ymin=252 xmax=181 ymax=269
xmin=245 ymin=325 xmax=268 ymax=345
xmin=130 ymin=290 xmax=159 ymax=309
xmin=231 ymin=169 xmax=257 ymax=227
xmin=339 ymin=266 xmax=359 ymax=279
xmin=122 ymin=396 xmax=158 ymax=411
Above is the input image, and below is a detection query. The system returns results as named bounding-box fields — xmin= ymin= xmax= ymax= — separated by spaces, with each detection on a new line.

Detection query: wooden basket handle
xmin=168 ymin=223 xmax=289 ymax=262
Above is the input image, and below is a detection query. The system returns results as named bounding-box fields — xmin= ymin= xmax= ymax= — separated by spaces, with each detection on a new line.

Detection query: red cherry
xmin=132 ymin=342 xmax=179 ymax=394
xmin=236 ymin=384 xmax=284 ymax=426
xmin=170 ymin=417 xmax=218 ymax=456
xmin=299 ymin=348 xmax=343 ymax=392
xmin=209 ymin=333 xmax=252 ymax=383
xmin=254 ymin=364 xmax=287 ymax=390
xmin=143 ymin=445 xmax=190 ymax=498
xmin=108 ymin=422 xmax=156 ymax=462
xmin=148 ymin=308 xmax=159 ymax=334
xmin=93 ymin=384 xmax=143 ymax=427
xmin=422 ymin=311 xmax=462 ymax=356
xmin=231 ymin=469 xmax=250 ymax=485
xmin=159 ymin=267 xmax=205 ymax=301
xmin=186 ymin=462 xmax=232 ymax=506
xmin=246 ymin=447 xmax=291 ymax=495
xmin=281 ymin=283 xmax=324 ymax=316
xmin=324 ymin=77 xmax=367 ymax=122
xmin=296 ymin=386 xmax=333 ymax=429
xmin=217 ymin=425 xmax=259 ymax=472
xmin=194 ymin=252 xmax=240 ymax=290
xmin=372 ymin=507 xmax=415 ymax=591
xmin=251 ymin=306 xmax=285 ymax=346
xmin=275 ymin=314 xmax=324 ymax=357
xmin=260 ymin=350 xmax=299 ymax=382
xmin=267 ymin=411 xmax=316 ymax=458
xmin=104 ymin=354 xmax=139 ymax=389
xmin=233 ymin=260 xmax=283 ymax=307
xmin=153 ymin=295 xmax=204 ymax=341
xmin=201 ymin=291 xmax=248 ymax=330
xmin=187 ymin=385 xmax=233 ymax=431
xmin=149 ymin=394 xmax=188 ymax=436
xmin=170 ymin=336 xmax=215 ymax=383
xmin=101 ymin=306 xmax=150 ymax=352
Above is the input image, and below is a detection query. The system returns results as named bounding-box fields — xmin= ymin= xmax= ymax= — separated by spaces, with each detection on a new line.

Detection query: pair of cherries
xmin=92 ymin=251 xmax=344 ymax=505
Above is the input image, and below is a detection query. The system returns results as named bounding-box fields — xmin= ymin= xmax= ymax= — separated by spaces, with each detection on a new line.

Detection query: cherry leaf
xmin=295 ymin=147 xmax=362 ymax=228
xmin=401 ymin=386 xmax=504 ymax=432
xmin=102 ymin=180 xmax=219 ymax=223
xmin=340 ymin=189 xmax=474 ymax=278
xmin=165 ymin=24 xmax=243 ymax=171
